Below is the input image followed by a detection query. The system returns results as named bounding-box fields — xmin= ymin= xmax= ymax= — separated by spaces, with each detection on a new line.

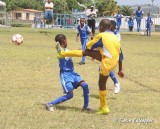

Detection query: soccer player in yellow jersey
xmin=56 ymin=19 xmax=121 ymax=115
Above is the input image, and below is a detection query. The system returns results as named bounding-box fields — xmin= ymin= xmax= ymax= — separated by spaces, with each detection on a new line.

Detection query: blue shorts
xmin=60 ymin=71 xmax=83 ymax=93
xmin=44 ymin=10 xmax=54 ymax=20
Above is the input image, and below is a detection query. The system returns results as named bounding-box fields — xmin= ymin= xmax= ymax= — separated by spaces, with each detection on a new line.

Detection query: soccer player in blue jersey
xmin=46 ymin=34 xmax=90 ymax=112
xmin=109 ymin=20 xmax=125 ymax=94
xmin=146 ymin=12 xmax=153 ymax=36
xmin=134 ymin=6 xmax=144 ymax=32
xmin=114 ymin=10 xmax=123 ymax=31
xmin=76 ymin=17 xmax=92 ymax=65
xmin=127 ymin=17 xmax=134 ymax=32
xmin=56 ymin=19 xmax=121 ymax=115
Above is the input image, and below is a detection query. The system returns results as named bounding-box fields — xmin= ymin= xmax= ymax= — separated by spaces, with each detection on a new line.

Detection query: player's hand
xmin=91 ymin=36 xmax=93 ymax=40
xmin=118 ymin=71 xmax=124 ymax=78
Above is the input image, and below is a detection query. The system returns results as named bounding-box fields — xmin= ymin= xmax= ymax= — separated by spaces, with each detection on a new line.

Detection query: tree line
xmin=1 ymin=0 xmax=133 ymax=16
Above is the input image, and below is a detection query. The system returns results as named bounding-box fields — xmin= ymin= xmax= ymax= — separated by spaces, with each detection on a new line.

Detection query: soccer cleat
xmin=79 ymin=61 xmax=85 ymax=65
xmin=82 ymin=107 xmax=92 ymax=112
xmin=96 ymin=107 xmax=110 ymax=115
xmin=114 ymin=82 xmax=120 ymax=94
xmin=45 ymin=103 xmax=55 ymax=112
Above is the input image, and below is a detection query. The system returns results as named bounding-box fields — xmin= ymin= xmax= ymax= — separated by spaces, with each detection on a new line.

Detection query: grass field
xmin=0 ymin=27 xmax=160 ymax=129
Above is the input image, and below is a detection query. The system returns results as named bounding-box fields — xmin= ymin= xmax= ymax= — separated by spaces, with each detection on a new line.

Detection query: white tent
xmin=0 ymin=1 xmax=6 ymax=6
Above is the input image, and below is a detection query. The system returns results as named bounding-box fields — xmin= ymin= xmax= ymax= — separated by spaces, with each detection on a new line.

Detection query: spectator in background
xmin=86 ymin=6 xmax=97 ymax=37
xmin=134 ymin=6 xmax=144 ymax=32
xmin=34 ymin=16 xmax=38 ymax=28
xmin=44 ymin=0 xmax=54 ymax=28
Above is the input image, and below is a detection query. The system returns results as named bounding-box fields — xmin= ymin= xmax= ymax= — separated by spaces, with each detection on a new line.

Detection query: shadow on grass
xmin=41 ymin=104 xmax=95 ymax=114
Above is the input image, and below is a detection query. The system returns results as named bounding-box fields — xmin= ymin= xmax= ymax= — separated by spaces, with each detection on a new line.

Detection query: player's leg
xmin=48 ymin=11 xmax=54 ymax=27
xmin=46 ymin=81 xmax=74 ymax=111
xmin=83 ymin=49 xmax=102 ymax=61
xmin=149 ymin=25 xmax=151 ymax=36
xmin=79 ymin=81 xmax=90 ymax=110
xmin=136 ymin=19 xmax=139 ymax=32
xmin=139 ymin=19 xmax=141 ymax=31
xmin=96 ymin=74 xmax=110 ymax=115
xmin=44 ymin=11 xmax=49 ymax=28
xmin=56 ymin=42 xmax=102 ymax=61
xmin=109 ymin=71 xmax=120 ymax=94
xmin=79 ymin=39 xmax=87 ymax=65
xmin=92 ymin=19 xmax=96 ymax=37
xmin=87 ymin=20 xmax=92 ymax=31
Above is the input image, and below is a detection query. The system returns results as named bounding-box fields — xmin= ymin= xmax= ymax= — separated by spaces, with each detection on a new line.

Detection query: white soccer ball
xmin=140 ymin=32 xmax=145 ymax=36
xmin=12 ymin=34 xmax=23 ymax=45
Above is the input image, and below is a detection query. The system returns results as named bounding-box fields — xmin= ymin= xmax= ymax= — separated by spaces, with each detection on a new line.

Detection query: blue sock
xmin=81 ymin=82 xmax=89 ymax=108
xmin=48 ymin=93 xmax=73 ymax=105
xmin=110 ymin=71 xmax=118 ymax=84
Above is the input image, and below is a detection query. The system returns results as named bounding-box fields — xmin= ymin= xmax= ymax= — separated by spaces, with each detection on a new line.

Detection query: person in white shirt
xmin=86 ymin=6 xmax=97 ymax=37
xmin=44 ymin=0 xmax=54 ymax=27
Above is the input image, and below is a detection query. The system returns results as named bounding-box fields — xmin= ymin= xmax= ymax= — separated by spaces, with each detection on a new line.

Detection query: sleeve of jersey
xmin=86 ymin=33 xmax=103 ymax=50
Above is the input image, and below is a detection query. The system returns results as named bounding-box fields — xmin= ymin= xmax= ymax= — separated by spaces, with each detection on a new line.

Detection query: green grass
xmin=0 ymin=27 xmax=160 ymax=129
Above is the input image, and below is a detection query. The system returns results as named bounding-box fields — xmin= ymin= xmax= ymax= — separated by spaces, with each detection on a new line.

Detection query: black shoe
xmin=79 ymin=61 xmax=85 ymax=65
xmin=82 ymin=107 xmax=92 ymax=112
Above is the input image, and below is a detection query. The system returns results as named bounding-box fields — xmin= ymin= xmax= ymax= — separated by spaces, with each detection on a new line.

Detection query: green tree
xmin=120 ymin=5 xmax=133 ymax=16
xmin=103 ymin=0 xmax=119 ymax=16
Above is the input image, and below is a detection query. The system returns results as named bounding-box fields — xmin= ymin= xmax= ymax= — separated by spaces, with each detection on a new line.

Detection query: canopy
xmin=0 ymin=1 xmax=6 ymax=6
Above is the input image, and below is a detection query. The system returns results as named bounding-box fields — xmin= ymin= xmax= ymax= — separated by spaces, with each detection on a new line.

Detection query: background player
xmin=76 ymin=17 xmax=92 ymax=65
xmin=134 ymin=6 xmax=144 ymax=32
xmin=146 ymin=12 xmax=153 ymax=36
xmin=114 ymin=10 xmax=123 ymax=31
xmin=46 ymin=34 xmax=90 ymax=112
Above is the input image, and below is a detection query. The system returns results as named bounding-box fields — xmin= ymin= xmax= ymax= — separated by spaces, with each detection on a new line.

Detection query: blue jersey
xmin=58 ymin=48 xmax=83 ymax=93
xmin=135 ymin=10 xmax=144 ymax=18
xmin=115 ymin=14 xmax=123 ymax=23
xmin=146 ymin=16 xmax=153 ymax=28
xmin=59 ymin=48 xmax=74 ymax=72
xmin=128 ymin=19 xmax=134 ymax=27
xmin=77 ymin=24 xmax=90 ymax=39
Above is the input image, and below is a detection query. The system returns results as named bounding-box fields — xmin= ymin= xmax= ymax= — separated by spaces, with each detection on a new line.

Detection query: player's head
xmin=55 ymin=34 xmax=67 ymax=48
xmin=138 ymin=6 xmax=141 ymax=10
xmin=80 ymin=18 xmax=85 ymax=26
xmin=110 ymin=20 xmax=116 ymax=32
xmin=147 ymin=12 xmax=150 ymax=16
xmin=91 ymin=6 xmax=94 ymax=11
xmin=117 ymin=9 xmax=121 ymax=13
xmin=99 ymin=19 xmax=111 ymax=32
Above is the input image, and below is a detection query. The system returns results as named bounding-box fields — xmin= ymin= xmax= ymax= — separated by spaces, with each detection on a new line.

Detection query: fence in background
xmin=0 ymin=12 xmax=160 ymax=32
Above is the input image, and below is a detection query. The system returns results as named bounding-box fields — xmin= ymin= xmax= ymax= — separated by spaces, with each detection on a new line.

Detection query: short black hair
xmin=100 ymin=19 xmax=111 ymax=29
xmin=55 ymin=34 xmax=66 ymax=45
xmin=110 ymin=20 xmax=116 ymax=27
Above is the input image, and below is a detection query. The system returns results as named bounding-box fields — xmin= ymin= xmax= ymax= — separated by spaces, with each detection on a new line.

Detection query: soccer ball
xmin=12 ymin=34 xmax=23 ymax=45
xmin=140 ymin=32 xmax=145 ymax=36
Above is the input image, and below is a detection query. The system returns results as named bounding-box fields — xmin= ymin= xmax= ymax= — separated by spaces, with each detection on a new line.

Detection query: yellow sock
xmin=99 ymin=90 xmax=107 ymax=109
xmin=61 ymin=50 xmax=83 ymax=57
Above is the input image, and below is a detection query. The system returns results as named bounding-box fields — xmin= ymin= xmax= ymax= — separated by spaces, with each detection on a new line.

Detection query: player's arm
xmin=76 ymin=27 xmax=80 ymax=42
xmin=76 ymin=33 xmax=79 ymax=42
xmin=45 ymin=3 xmax=53 ymax=9
xmin=87 ymin=26 xmax=93 ymax=40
